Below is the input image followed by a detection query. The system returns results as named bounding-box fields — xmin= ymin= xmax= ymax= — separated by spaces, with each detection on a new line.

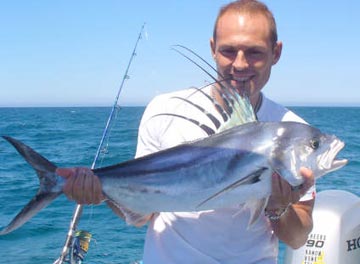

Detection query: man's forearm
xmin=271 ymin=199 xmax=314 ymax=249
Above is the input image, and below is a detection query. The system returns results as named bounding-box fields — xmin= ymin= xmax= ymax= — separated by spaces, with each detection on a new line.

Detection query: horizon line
xmin=1 ymin=102 xmax=359 ymax=108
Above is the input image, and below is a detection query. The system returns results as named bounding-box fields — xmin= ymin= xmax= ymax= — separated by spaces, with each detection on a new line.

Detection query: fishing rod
xmin=54 ymin=23 xmax=146 ymax=264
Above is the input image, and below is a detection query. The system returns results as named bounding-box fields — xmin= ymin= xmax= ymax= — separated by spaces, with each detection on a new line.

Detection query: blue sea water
xmin=0 ymin=106 xmax=359 ymax=263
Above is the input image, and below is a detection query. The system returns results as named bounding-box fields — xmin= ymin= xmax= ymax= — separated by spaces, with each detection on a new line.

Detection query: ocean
xmin=0 ymin=106 xmax=358 ymax=263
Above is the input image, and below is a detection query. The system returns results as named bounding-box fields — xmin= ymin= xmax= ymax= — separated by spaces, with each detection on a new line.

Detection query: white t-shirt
xmin=135 ymin=88 xmax=314 ymax=264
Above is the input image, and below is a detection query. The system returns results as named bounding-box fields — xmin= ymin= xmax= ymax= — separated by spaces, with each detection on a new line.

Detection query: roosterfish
xmin=0 ymin=46 xmax=347 ymax=235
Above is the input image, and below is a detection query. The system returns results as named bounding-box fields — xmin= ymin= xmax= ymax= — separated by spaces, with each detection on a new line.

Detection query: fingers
xmin=267 ymin=173 xmax=293 ymax=209
xmin=267 ymin=168 xmax=315 ymax=210
xmin=56 ymin=167 xmax=76 ymax=179
xmin=299 ymin=167 xmax=315 ymax=197
xmin=59 ymin=167 xmax=104 ymax=205
xmin=89 ymin=171 xmax=103 ymax=204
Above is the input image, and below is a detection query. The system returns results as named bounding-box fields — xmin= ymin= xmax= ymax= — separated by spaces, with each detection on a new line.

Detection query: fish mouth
xmin=318 ymin=139 xmax=348 ymax=172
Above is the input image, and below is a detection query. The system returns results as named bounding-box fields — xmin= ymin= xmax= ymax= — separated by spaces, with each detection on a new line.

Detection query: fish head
xmin=270 ymin=122 xmax=348 ymax=186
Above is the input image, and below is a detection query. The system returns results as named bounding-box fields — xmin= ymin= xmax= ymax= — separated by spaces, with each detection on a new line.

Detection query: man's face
xmin=211 ymin=12 xmax=282 ymax=106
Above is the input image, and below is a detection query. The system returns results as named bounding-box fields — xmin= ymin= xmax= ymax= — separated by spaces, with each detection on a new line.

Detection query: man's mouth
xmin=232 ymin=75 xmax=254 ymax=83
xmin=228 ymin=76 xmax=255 ymax=96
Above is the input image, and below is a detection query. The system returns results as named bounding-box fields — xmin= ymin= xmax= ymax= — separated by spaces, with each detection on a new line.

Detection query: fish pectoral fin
xmin=244 ymin=198 xmax=268 ymax=228
xmin=196 ymin=167 xmax=268 ymax=209
xmin=107 ymin=200 xmax=150 ymax=227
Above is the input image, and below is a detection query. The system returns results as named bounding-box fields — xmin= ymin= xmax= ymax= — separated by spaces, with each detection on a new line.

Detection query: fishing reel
xmin=54 ymin=230 xmax=92 ymax=264
xmin=69 ymin=230 xmax=92 ymax=264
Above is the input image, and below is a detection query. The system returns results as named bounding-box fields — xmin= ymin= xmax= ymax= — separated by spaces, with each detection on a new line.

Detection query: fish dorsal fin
xmin=148 ymin=45 xmax=257 ymax=137
xmin=211 ymin=85 xmax=256 ymax=133
xmin=172 ymin=45 xmax=257 ymax=132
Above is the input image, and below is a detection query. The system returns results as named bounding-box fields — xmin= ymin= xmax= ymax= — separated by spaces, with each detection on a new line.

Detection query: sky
xmin=0 ymin=0 xmax=359 ymax=107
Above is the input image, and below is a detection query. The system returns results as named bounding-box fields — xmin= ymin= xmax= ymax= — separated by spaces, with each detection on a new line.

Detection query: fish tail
xmin=0 ymin=136 xmax=62 ymax=235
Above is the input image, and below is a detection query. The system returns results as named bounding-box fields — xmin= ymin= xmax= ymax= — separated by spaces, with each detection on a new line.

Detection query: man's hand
xmin=267 ymin=167 xmax=315 ymax=249
xmin=57 ymin=167 xmax=152 ymax=226
xmin=267 ymin=167 xmax=315 ymax=210
xmin=57 ymin=167 xmax=105 ymax=205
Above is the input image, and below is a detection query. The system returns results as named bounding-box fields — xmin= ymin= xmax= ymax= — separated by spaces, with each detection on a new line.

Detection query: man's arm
xmin=270 ymin=199 xmax=314 ymax=249
xmin=57 ymin=167 xmax=153 ymax=227
xmin=266 ymin=168 xmax=315 ymax=249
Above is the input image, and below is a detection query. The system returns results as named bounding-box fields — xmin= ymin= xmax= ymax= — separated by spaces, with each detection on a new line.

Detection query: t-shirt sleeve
xmin=135 ymin=96 xmax=163 ymax=158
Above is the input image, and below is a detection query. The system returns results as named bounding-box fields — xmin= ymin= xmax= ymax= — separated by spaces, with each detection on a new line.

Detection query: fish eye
xmin=310 ymin=139 xmax=320 ymax=149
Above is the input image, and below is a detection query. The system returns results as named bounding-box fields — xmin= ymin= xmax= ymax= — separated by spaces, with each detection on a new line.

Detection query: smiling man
xmin=133 ymin=2 xmax=314 ymax=263
xmin=210 ymin=2 xmax=282 ymax=109
xmin=59 ymin=1 xmax=315 ymax=263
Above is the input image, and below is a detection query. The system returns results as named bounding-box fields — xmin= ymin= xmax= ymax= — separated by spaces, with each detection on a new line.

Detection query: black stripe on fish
xmin=172 ymin=45 xmax=237 ymax=113
xmin=153 ymin=84 xmax=236 ymax=136
xmin=170 ymin=96 xmax=221 ymax=129
xmin=189 ymin=87 xmax=229 ymax=122
xmin=221 ymin=93 xmax=234 ymax=116
xmin=151 ymin=113 xmax=216 ymax=136
xmin=159 ymin=45 xmax=255 ymax=134
xmin=151 ymin=84 xmax=235 ymax=136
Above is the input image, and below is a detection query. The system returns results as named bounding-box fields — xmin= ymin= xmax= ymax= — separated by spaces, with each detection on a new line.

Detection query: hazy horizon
xmin=1 ymin=1 xmax=359 ymax=107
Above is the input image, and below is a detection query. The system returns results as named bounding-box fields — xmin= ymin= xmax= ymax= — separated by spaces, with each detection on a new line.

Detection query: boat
xmin=285 ymin=190 xmax=360 ymax=263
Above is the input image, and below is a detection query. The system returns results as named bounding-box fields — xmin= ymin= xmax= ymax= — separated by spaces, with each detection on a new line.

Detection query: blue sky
xmin=0 ymin=0 xmax=359 ymax=107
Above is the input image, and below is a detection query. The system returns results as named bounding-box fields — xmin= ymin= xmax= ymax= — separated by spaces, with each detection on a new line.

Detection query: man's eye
xmin=310 ymin=139 xmax=320 ymax=149
xmin=247 ymin=50 xmax=264 ymax=57
xmin=220 ymin=49 xmax=236 ymax=57
xmin=250 ymin=50 xmax=262 ymax=54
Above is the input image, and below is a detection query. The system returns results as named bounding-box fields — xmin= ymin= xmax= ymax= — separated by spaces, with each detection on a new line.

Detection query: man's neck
xmin=251 ymin=92 xmax=263 ymax=113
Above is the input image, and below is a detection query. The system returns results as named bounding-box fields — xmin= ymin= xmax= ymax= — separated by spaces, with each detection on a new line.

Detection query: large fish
xmin=0 ymin=46 xmax=348 ymax=235
xmin=0 ymin=118 xmax=347 ymax=235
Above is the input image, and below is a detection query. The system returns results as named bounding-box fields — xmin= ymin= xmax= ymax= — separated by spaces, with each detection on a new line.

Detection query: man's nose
xmin=233 ymin=51 xmax=249 ymax=70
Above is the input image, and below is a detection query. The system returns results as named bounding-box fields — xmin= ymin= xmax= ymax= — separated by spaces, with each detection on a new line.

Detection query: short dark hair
xmin=213 ymin=0 xmax=278 ymax=47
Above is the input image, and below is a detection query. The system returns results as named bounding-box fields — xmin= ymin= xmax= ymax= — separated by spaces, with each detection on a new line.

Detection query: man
xmin=58 ymin=1 xmax=315 ymax=263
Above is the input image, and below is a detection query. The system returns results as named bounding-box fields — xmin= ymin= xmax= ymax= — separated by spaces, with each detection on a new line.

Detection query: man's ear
xmin=272 ymin=41 xmax=283 ymax=65
xmin=210 ymin=37 xmax=216 ymax=59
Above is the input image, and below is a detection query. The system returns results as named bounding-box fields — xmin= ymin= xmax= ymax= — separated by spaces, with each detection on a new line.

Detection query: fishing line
xmin=53 ymin=23 xmax=146 ymax=264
